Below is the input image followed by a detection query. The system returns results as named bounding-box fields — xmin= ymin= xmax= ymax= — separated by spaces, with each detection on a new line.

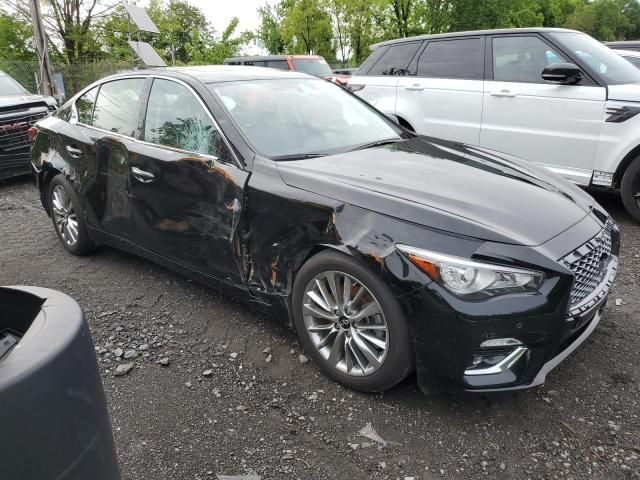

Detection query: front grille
xmin=0 ymin=109 xmax=48 ymax=177
xmin=562 ymin=220 xmax=614 ymax=306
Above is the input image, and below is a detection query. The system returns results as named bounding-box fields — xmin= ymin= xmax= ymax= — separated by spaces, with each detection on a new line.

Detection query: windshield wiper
xmin=348 ymin=138 xmax=403 ymax=152
xmin=271 ymin=153 xmax=327 ymax=161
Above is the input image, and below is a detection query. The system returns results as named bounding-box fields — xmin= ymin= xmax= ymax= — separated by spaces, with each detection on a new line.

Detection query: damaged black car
xmin=30 ymin=67 xmax=619 ymax=393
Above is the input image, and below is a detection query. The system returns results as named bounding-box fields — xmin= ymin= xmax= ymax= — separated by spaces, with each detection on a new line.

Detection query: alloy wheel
xmin=302 ymin=271 xmax=389 ymax=376
xmin=51 ymin=185 xmax=79 ymax=246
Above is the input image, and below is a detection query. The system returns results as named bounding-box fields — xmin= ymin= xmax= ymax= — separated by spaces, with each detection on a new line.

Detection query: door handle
xmin=405 ymin=84 xmax=425 ymax=91
xmin=490 ymin=89 xmax=517 ymax=98
xmin=65 ymin=145 xmax=82 ymax=157
xmin=131 ymin=166 xmax=155 ymax=183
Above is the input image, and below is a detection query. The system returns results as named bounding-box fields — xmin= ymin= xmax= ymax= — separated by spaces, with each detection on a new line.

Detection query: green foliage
xmin=0 ymin=10 xmax=36 ymax=61
xmin=146 ymin=0 xmax=208 ymax=63
xmin=281 ymin=0 xmax=336 ymax=61
xmin=97 ymin=0 xmax=252 ymax=65
xmin=257 ymin=3 xmax=287 ymax=54
xmin=6 ymin=0 xmax=640 ymax=70
xmin=565 ymin=0 xmax=640 ymax=41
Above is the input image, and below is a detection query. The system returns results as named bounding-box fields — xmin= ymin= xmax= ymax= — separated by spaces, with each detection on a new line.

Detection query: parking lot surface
xmin=1 ymin=177 xmax=638 ymax=479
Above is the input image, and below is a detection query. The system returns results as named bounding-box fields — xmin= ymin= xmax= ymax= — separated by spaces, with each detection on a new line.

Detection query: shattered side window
xmin=144 ymin=78 xmax=230 ymax=159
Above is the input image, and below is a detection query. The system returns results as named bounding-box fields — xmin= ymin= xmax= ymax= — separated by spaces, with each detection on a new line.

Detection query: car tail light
xmin=28 ymin=126 xmax=38 ymax=142
xmin=347 ymin=84 xmax=365 ymax=92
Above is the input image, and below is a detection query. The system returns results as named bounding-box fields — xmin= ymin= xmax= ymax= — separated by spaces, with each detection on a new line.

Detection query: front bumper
xmin=392 ymin=220 xmax=619 ymax=393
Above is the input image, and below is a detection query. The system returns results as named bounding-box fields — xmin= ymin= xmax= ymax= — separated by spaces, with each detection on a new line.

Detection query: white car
xmin=613 ymin=49 xmax=640 ymax=69
xmin=349 ymin=28 xmax=640 ymax=222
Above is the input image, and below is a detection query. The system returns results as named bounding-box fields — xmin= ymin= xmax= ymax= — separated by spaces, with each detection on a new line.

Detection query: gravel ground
xmin=1 ymin=177 xmax=639 ymax=480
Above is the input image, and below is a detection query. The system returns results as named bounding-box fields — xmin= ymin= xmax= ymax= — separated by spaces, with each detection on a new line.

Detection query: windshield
xmin=208 ymin=78 xmax=404 ymax=158
xmin=292 ymin=58 xmax=333 ymax=76
xmin=551 ymin=32 xmax=640 ymax=85
xmin=0 ymin=73 xmax=28 ymax=95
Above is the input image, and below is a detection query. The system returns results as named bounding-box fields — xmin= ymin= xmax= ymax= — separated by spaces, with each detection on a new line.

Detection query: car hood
xmin=607 ymin=83 xmax=640 ymax=102
xmin=276 ymin=137 xmax=596 ymax=246
xmin=0 ymin=94 xmax=56 ymax=111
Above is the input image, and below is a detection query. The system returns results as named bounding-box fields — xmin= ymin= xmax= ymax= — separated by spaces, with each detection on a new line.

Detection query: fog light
xmin=464 ymin=346 xmax=528 ymax=376
xmin=480 ymin=338 xmax=522 ymax=348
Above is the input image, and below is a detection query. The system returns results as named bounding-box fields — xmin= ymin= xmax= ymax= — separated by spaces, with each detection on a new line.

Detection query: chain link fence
xmin=0 ymin=59 xmax=133 ymax=101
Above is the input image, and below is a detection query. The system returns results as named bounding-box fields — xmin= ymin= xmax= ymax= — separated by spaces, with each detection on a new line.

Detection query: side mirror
xmin=541 ymin=63 xmax=583 ymax=85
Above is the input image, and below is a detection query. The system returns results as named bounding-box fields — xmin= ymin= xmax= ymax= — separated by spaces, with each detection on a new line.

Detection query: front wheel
xmin=292 ymin=250 xmax=413 ymax=392
xmin=621 ymin=156 xmax=640 ymax=223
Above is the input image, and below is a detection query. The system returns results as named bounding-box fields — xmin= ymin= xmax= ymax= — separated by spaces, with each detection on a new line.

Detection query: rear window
xmin=367 ymin=42 xmax=421 ymax=76
xmin=356 ymin=46 xmax=388 ymax=75
xmin=75 ymin=86 xmax=98 ymax=125
xmin=92 ymin=78 xmax=145 ymax=136
xmin=417 ymin=38 xmax=484 ymax=80
xmin=267 ymin=60 xmax=289 ymax=70
xmin=291 ymin=58 xmax=332 ymax=76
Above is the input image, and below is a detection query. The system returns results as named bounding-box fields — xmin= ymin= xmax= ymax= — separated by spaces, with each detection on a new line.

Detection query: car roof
xmin=104 ymin=65 xmax=312 ymax=84
xmin=613 ymin=49 xmax=640 ymax=57
xmin=371 ymin=27 xmax=580 ymax=49
xmin=605 ymin=40 xmax=640 ymax=48
xmin=223 ymin=55 xmax=323 ymax=62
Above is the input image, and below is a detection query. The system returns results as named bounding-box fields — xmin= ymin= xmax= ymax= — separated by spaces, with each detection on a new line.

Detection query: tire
xmin=48 ymin=174 xmax=95 ymax=255
xmin=621 ymin=156 xmax=640 ymax=223
xmin=292 ymin=250 xmax=413 ymax=392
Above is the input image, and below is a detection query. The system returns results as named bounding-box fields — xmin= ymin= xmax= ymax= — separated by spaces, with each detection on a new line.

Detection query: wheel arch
xmin=614 ymin=144 xmax=640 ymax=187
xmin=39 ymin=165 xmax=63 ymax=216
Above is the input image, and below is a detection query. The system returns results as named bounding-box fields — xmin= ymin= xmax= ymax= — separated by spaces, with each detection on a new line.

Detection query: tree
xmin=0 ymin=9 xmax=35 ymax=60
xmin=188 ymin=17 xmax=254 ymax=65
xmin=564 ymin=0 xmax=639 ymax=40
xmin=445 ymin=0 xmax=544 ymax=31
xmin=98 ymin=1 xmax=252 ymax=65
xmin=4 ymin=0 xmax=117 ymax=63
xmin=281 ymin=0 xmax=336 ymax=61
xmin=345 ymin=0 xmax=385 ymax=64
xmin=257 ymin=3 xmax=287 ymax=54
xmin=537 ymin=0 xmax=582 ymax=27
xmin=326 ymin=0 xmax=349 ymax=64
xmin=146 ymin=0 xmax=209 ymax=64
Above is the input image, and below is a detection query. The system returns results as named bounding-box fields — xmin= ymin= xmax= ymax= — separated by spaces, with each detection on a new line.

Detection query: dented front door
xmin=125 ymin=77 xmax=248 ymax=285
xmin=126 ymin=145 xmax=248 ymax=285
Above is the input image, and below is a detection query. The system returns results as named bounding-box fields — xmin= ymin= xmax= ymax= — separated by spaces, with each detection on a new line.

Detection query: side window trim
xmin=75 ymin=76 xmax=148 ymax=133
xmin=140 ymin=75 xmax=243 ymax=169
xmin=487 ymin=33 xmax=596 ymax=86
xmin=71 ymin=84 xmax=100 ymax=126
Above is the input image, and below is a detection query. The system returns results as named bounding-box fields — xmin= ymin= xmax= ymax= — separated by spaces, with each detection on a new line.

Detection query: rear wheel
xmin=292 ymin=250 xmax=412 ymax=392
xmin=621 ymin=156 xmax=640 ymax=223
xmin=48 ymin=175 xmax=95 ymax=255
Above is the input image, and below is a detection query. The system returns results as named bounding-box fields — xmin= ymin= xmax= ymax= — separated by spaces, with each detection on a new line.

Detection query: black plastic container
xmin=0 ymin=286 xmax=120 ymax=480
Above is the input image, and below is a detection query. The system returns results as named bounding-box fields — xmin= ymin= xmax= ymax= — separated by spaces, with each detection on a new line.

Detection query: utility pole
xmin=29 ymin=0 xmax=56 ymax=97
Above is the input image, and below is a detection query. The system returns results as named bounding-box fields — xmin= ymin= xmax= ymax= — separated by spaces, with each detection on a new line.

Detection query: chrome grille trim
xmin=562 ymin=220 xmax=614 ymax=307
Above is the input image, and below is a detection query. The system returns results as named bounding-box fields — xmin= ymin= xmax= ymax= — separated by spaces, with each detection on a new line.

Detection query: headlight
xmin=396 ymin=245 xmax=544 ymax=298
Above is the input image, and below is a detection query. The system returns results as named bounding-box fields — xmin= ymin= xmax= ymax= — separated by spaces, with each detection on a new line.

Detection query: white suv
xmin=349 ymin=28 xmax=640 ymax=222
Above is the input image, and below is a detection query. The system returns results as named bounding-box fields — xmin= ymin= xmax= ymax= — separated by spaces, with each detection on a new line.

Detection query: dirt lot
xmin=1 ymin=177 xmax=639 ymax=480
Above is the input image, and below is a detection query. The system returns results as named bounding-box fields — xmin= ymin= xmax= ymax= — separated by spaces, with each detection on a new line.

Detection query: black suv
xmin=0 ymin=71 xmax=56 ymax=180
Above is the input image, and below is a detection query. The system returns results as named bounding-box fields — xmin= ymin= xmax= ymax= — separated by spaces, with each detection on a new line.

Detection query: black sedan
xmin=30 ymin=66 xmax=619 ymax=393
